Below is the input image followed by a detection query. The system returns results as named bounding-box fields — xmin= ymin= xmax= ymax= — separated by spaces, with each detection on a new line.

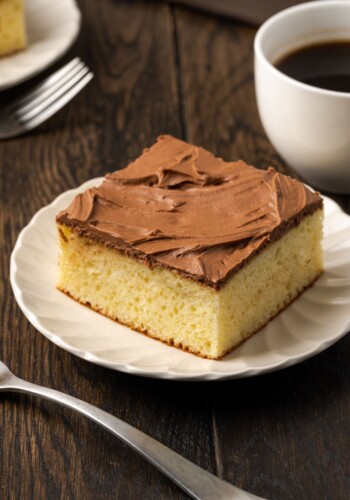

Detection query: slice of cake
xmin=56 ymin=135 xmax=323 ymax=359
xmin=0 ymin=0 xmax=26 ymax=57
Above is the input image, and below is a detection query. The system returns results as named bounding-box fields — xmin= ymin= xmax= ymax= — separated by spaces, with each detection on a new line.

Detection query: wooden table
xmin=1 ymin=1 xmax=350 ymax=499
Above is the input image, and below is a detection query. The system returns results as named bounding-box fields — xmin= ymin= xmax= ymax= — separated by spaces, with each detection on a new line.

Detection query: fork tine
xmin=10 ymin=58 xmax=82 ymax=109
xmin=17 ymin=65 xmax=91 ymax=121
xmin=19 ymin=72 xmax=94 ymax=131
xmin=16 ymin=60 xmax=87 ymax=116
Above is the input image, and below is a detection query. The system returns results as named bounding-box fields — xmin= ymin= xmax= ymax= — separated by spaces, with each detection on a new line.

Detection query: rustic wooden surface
xmin=165 ymin=0 xmax=309 ymax=26
xmin=1 ymin=1 xmax=350 ymax=499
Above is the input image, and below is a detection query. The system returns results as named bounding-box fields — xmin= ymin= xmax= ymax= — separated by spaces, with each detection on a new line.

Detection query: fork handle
xmin=6 ymin=377 xmax=263 ymax=500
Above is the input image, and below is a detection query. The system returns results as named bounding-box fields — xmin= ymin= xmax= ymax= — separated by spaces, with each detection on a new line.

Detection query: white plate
xmin=0 ymin=0 xmax=81 ymax=90
xmin=10 ymin=178 xmax=350 ymax=380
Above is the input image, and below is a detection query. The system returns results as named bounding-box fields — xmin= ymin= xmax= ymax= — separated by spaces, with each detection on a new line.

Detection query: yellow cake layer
xmin=57 ymin=209 xmax=323 ymax=359
xmin=0 ymin=0 xmax=26 ymax=57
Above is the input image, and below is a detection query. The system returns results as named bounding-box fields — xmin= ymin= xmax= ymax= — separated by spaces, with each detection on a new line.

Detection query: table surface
xmin=1 ymin=1 xmax=350 ymax=499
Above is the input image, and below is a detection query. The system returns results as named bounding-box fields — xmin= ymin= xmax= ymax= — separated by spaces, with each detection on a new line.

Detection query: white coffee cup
xmin=254 ymin=0 xmax=350 ymax=194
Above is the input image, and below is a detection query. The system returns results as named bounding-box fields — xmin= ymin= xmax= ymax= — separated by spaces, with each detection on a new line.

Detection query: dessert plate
xmin=10 ymin=179 xmax=350 ymax=381
xmin=0 ymin=0 xmax=81 ymax=90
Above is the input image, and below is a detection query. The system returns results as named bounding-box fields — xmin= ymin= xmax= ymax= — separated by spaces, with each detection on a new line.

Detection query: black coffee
xmin=275 ymin=41 xmax=350 ymax=93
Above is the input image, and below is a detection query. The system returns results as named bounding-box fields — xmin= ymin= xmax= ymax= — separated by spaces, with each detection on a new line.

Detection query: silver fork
xmin=0 ymin=361 xmax=264 ymax=500
xmin=0 ymin=58 xmax=93 ymax=139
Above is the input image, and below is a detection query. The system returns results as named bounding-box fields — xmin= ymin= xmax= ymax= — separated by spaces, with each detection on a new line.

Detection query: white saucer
xmin=10 ymin=179 xmax=350 ymax=380
xmin=0 ymin=0 xmax=81 ymax=90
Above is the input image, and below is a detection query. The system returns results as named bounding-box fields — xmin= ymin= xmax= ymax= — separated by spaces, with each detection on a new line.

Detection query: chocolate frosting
xmin=57 ymin=135 xmax=322 ymax=289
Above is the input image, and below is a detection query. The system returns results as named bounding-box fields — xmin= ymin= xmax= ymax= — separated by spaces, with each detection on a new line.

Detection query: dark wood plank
xmin=164 ymin=0 xmax=310 ymax=26
xmin=173 ymin=8 xmax=289 ymax=172
xmin=175 ymin=6 xmax=350 ymax=499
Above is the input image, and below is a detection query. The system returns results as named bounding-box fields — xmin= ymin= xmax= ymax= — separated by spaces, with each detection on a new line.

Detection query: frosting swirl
xmin=57 ymin=135 xmax=322 ymax=288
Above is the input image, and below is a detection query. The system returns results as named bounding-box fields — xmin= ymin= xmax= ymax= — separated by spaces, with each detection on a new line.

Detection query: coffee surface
xmin=275 ymin=41 xmax=350 ymax=93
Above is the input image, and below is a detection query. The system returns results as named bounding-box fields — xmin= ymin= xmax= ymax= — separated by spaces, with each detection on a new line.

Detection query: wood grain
xmin=174 ymin=7 xmax=292 ymax=175
xmin=0 ymin=1 xmax=349 ymax=499
xmin=164 ymin=0 xmax=310 ymax=26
